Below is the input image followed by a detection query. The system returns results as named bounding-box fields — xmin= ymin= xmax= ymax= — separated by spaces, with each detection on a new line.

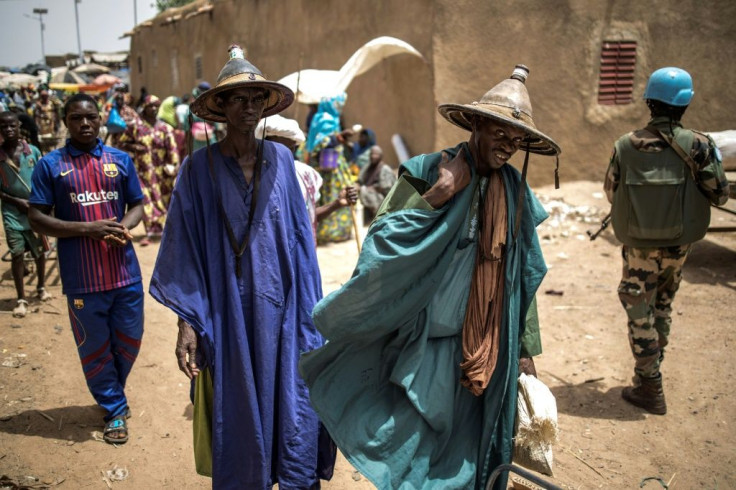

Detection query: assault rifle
xmin=587 ymin=213 xmax=611 ymax=241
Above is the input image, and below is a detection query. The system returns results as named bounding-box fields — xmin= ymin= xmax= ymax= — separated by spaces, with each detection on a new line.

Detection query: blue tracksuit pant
xmin=66 ymin=282 xmax=144 ymax=421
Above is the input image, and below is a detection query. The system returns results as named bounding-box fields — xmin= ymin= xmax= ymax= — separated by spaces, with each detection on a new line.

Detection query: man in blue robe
xmin=299 ymin=65 xmax=561 ymax=489
xmin=150 ymin=45 xmax=335 ymax=489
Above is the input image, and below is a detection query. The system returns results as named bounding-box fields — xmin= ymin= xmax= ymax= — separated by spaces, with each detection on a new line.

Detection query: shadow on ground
xmin=0 ymin=404 xmax=106 ymax=442
xmin=548 ymin=378 xmax=648 ymax=422
xmin=684 ymin=238 xmax=736 ymax=291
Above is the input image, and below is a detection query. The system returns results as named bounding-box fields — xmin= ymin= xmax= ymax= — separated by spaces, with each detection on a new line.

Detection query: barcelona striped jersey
xmin=30 ymin=138 xmax=144 ymax=295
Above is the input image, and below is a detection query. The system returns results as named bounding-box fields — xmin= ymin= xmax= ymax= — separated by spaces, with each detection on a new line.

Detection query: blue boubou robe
xmin=150 ymin=140 xmax=334 ymax=489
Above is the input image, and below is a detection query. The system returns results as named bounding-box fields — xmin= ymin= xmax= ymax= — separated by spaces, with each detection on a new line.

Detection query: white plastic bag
xmin=513 ymin=373 xmax=559 ymax=476
xmin=708 ymin=130 xmax=736 ymax=160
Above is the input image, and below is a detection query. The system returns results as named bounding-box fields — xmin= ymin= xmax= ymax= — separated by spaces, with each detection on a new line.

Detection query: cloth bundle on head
xmin=305 ymin=93 xmax=347 ymax=153
xmin=142 ymin=94 xmax=160 ymax=107
xmin=191 ymin=81 xmax=211 ymax=99
xmin=157 ymin=96 xmax=179 ymax=128
xmin=190 ymin=44 xmax=294 ymax=123
xmin=255 ymin=114 xmax=305 ymax=144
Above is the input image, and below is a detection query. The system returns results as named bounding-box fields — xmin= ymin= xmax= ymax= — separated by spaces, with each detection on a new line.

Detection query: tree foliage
xmin=155 ymin=0 xmax=196 ymax=12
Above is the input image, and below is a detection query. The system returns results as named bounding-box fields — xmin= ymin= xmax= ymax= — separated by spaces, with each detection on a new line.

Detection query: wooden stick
xmin=667 ymin=472 xmax=677 ymax=488
xmin=294 ymin=52 xmax=304 ymax=124
xmin=349 ymin=204 xmax=361 ymax=254
xmin=335 ymin=165 xmax=362 ymax=254
xmin=563 ymin=446 xmax=606 ymax=479
xmin=37 ymin=410 xmax=54 ymax=423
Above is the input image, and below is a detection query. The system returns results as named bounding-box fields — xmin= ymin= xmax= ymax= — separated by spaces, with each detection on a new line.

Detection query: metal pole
xmin=32 ymin=8 xmax=48 ymax=63
xmin=133 ymin=0 xmax=137 ymax=26
xmin=40 ymin=14 xmax=45 ymax=61
xmin=74 ymin=0 xmax=83 ymax=63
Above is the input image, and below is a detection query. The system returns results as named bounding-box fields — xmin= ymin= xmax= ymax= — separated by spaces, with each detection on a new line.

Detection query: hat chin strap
xmin=512 ymin=141 xmax=530 ymax=244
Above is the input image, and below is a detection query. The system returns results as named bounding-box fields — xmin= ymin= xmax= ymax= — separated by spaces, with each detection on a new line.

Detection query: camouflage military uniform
xmin=605 ymin=117 xmax=730 ymax=379
xmin=617 ymin=244 xmax=689 ymax=377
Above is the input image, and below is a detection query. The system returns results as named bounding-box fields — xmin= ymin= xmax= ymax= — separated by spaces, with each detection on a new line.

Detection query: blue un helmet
xmin=643 ymin=67 xmax=694 ymax=106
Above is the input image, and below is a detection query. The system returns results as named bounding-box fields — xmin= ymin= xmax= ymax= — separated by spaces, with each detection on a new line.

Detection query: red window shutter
xmin=598 ymin=41 xmax=637 ymax=105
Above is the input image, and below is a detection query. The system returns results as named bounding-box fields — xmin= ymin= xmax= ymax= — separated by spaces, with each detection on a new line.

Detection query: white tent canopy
xmin=72 ymin=63 xmax=111 ymax=75
xmin=0 ymin=72 xmax=43 ymax=89
xmin=50 ymin=67 xmax=88 ymax=84
xmin=277 ymin=36 xmax=425 ymax=104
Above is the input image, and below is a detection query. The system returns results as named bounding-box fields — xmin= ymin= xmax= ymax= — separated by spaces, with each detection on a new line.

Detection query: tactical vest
xmin=612 ymin=127 xmax=710 ymax=247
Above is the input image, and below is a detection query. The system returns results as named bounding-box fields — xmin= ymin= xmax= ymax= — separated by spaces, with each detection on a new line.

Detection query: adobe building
xmin=129 ymin=0 xmax=735 ymax=186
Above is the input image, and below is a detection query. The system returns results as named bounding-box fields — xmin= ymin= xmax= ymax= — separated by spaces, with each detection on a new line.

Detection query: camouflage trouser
xmin=617 ymin=244 xmax=691 ymax=378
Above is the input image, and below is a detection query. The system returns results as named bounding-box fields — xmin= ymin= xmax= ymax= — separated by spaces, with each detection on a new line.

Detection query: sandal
xmin=103 ymin=415 xmax=129 ymax=444
xmin=12 ymin=299 xmax=28 ymax=318
xmin=139 ymin=237 xmax=151 ymax=247
xmin=37 ymin=287 xmax=53 ymax=302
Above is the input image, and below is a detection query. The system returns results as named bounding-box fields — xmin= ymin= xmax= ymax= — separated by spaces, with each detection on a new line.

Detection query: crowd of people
xmin=1 ymin=76 xmax=394 ymax=248
xmin=0 ymin=45 xmax=729 ymax=490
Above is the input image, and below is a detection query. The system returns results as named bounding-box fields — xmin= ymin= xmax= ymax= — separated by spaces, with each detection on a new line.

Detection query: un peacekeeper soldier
xmin=604 ymin=67 xmax=730 ymax=415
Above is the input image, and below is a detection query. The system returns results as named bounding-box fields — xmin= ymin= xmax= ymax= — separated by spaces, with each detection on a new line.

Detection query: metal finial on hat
xmin=228 ymin=44 xmax=245 ymax=60
xmin=510 ymin=64 xmax=529 ymax=83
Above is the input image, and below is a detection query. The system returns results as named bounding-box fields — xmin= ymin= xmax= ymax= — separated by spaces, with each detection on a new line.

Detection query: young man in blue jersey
xmin=28 ymin=93 xmax=145 ymax=444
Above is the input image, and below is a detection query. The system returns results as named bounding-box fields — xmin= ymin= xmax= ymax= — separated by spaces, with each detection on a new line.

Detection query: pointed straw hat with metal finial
xmin=438 ymin=64 xmax=561 ymax=156
xmin=190 ymin=44 xmax=294 ymax=123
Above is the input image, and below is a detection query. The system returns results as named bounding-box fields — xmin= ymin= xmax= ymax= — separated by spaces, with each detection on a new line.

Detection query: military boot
xmin=622 ymin=374 xmax=667 ymax=415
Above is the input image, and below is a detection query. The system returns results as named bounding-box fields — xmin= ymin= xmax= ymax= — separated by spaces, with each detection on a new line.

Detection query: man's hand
xmin=337 ymin=185 xmax=358 ymax=207
xmin=103 ymin=223 xmax=133 ymax=247
xmin=86 ymin=218 xmax=133 ymax=246
xmin=85 ymin=218 xmax=131 ymax=242
xmin=338 ymin=128 xmax=354 ymax=142
xmin=102 ymin=229 xmax=133 ymax=247
xmin=15 ymin=198 xmax=30 ymax=214
xmin=519 ymin=357 xmax=537 ymax=377
xmin=422 ymin=149 xmax=471 ymax=208
xmin=176 ymin=319 xmax=200 ymax=379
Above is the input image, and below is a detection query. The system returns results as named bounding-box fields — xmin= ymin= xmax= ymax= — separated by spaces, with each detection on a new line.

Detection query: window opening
xmin=598 ymin=40 xmax=637 ymax=105
xmin=195 ymin=55 xmax=203 ymax=80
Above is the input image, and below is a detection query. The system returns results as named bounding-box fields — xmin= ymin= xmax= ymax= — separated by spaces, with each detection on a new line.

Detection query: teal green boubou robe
xmin=299 ymin=142 xmax=547 ymax=489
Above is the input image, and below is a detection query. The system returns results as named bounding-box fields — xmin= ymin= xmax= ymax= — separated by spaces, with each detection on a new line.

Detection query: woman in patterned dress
xmin=117 ymin=95 xmax=180 ymax=246
xmin=156 ymin=96 xmax=185 ymax=207
xmin=304 ymin=93 xmax=355 ymax=244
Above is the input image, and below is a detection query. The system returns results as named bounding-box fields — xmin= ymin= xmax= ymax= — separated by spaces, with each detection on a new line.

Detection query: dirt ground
xmin=0 ymin=180 xmax=735 ymax=489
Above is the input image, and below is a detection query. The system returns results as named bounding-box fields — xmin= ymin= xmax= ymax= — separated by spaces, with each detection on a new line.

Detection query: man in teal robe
xmin=299 ymin=65 xmax=561 ymax=489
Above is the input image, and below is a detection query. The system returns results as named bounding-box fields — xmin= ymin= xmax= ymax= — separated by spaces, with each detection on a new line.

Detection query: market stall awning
xmin=0 ymin=72 xmax=43 ymax=88
xmin=92 ymin=73 xmax=122 ymax=86
xmin=73 ymin=63 xmax=111 ymax=75
xmin=49 ymin=82 xmax=116 ymax=94
xmin=50 ymin=67 xmax=88 ymax=84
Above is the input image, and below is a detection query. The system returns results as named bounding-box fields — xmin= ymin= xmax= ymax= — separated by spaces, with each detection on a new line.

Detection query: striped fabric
xmin=30 ymin=138 xmax=144 ymax=294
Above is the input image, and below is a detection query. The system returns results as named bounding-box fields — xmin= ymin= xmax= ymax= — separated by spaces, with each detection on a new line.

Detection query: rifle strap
xmin=0 ymin=159 xmax=31 ymax=193
xmin=648 ymin=126 xmax=699 ymax=181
